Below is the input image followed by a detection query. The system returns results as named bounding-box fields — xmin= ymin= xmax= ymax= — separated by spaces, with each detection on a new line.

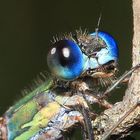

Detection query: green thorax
xmin=4 ymin=77 xmax=68 ymax=140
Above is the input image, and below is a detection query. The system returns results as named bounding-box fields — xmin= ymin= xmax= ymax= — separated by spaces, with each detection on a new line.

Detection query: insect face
xmin=47 ymin=31 xmax=119 ymax=82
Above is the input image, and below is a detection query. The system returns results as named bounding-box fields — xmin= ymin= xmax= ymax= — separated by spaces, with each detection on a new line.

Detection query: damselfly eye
xmin=91 ymin=31 xmax=119 ymax=65
xmin=47 ymin=40 xmax=84 ymax=80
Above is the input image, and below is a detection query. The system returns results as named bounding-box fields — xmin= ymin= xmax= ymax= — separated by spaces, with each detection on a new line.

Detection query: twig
xmin=101 ymin=100 xmax=140 ymax=140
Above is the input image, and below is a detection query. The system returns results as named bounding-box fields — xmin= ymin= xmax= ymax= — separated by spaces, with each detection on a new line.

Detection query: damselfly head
xmin=47 ymin=30 xmax=119 ymax=83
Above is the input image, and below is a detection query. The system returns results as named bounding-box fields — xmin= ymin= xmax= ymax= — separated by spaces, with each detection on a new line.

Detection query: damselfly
xmin=0 ymin=29 xmax=119 ymax=140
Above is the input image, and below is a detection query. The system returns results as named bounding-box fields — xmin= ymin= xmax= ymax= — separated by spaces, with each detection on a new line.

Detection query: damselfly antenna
xmin=95 ymin=12 xmax=102 ymax=38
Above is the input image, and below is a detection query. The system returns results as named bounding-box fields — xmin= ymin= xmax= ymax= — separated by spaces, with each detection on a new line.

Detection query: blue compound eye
xmin=90 ymin=31 xmax=119 ymax=66
xmin=47 ymin=40 xmax=84 ymax=81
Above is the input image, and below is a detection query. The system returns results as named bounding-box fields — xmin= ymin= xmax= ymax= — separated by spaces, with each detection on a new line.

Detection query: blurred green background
xmin=0 ymin=0 xmax=139 ymax=139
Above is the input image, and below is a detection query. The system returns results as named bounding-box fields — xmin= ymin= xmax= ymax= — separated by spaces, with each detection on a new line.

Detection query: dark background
xmin=0 ymin=0 xmax=139 ymax=139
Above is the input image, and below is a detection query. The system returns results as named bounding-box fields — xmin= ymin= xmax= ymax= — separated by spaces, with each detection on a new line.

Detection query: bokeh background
xmin=0 ymin=0 xmax=139 ymax=139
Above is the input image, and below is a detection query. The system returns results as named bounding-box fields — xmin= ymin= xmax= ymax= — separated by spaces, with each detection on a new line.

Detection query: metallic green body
xmin=4 ymin=78 xmax=68 ymax=140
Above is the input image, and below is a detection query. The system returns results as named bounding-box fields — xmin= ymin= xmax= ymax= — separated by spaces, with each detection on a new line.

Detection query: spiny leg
xmin=69 ymin=94 xmax=94 ymax=140
xmin=102 ymin=63 xmax=140 ymax=98
xmin=69 ymin=80 xmax=95 ymax=140
xmin=50 ymin=88 xmax=95 ymax=140
xmin=71 ymin=80 xmax=112 ymax=108
xmin=84 ymin=89 xmax=113 ymax=109
xmin=63 ymin=94 xmax=95 ymax=140
xmin=79 ymin=95 xmax=94 ymax=140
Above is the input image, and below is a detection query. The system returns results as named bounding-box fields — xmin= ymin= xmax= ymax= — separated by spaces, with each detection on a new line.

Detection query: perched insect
xmin=0 ymin=29 xmax=119 ymax=140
